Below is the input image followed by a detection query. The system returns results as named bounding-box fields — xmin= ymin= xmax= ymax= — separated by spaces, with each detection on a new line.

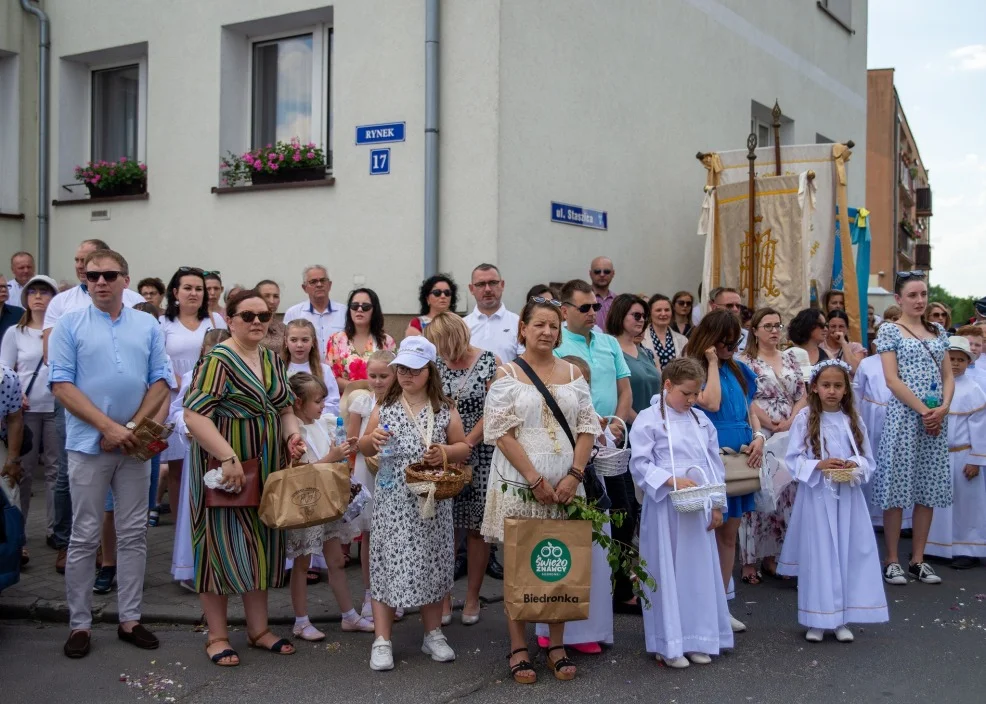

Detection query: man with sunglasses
xmin=589 ymin=256 xmax=617 ymax=329
xmin=709 ymin=287 xmax=749 ymax=354
xmin=464 ymin=263 xmax=520 ymax=364
xmin=48 ymin=249 xmax=171 ymax=659
xmin=42 ymin=239 xmax=145 ymax=574
xmin=283 ymin=264 xmax=346 ymax=356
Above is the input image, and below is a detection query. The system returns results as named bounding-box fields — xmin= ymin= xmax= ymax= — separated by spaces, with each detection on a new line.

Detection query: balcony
xmin=897 ymin=223 xmax=915 ymax=262
xmin=916 ymin=187 xmax=933 ymax=217
xmin=915 ymin=243 xmax=931 ymax=269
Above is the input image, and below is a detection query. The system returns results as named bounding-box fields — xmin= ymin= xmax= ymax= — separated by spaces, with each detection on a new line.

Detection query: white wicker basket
xmin=669 ymin=465 xmax=727 ymax=514
xmin=594 ymin=416 xmax=631 ymax=477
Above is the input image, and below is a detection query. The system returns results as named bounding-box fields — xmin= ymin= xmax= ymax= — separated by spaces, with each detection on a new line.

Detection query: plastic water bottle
xmin=334 ymin=416 xmax=348 ymax=447
xmin=378 ymin=424 xmax=395 ymax=489
xmin=923 ymin=382 xmax=941 ymax=409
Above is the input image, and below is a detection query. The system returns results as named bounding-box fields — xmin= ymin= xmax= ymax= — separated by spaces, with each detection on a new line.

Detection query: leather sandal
xmin=247 ymin=628 xmax=295 ymax=654
xmin=507 ymin=647 xmax=537 ymax=684
xmin=547 ymin=645 xmax=577 ymax=681
xmin=205 ymin=637 xmax=239 ymax=667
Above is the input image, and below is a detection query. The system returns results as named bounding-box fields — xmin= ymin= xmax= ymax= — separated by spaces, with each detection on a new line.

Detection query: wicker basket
xmin=594 ymin=416 xmax=631 ymax=477
xmin=670 ymin=465 xmax=727 ymax=514
xmin=405 ymin=446 xmax=472 ymax=501
xmin=822 ymin=467 xmax=855 ymax=483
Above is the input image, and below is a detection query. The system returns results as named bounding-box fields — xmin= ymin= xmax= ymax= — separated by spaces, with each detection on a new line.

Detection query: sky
xmin=867 ymin=0 xmax=985 ymax=298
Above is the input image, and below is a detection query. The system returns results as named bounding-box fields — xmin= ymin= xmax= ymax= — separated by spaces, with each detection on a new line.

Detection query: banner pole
xmin=772 ymin=100 xmax=783 ymax=176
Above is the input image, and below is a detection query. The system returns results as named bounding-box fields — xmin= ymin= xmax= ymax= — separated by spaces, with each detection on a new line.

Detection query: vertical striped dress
xmin=183 ymin=343 xmax=295 ymax=594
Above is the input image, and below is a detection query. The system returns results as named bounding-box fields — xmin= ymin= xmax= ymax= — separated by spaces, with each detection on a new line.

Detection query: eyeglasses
xmin=563 ymin=301 xmax=602 ymax=314
xmin=759 ymin=323 xmax=785 ymax=332
xmin=675 ymin=300 xmax=693 ymax=307
xmin=306 ymin=277 xmax=329 ymax=287
xmin=592 ymin=269 xmax=612 ymax=275
xmin=430 ymin=289 xmax=452 ymax=298
xmin=472 ymin=280 xmax=501 ymax=289
xmin=232 ymin=311 xmax=273 ymax=323
xmin=26 ymin=287 xmax=53 ymax=297
xmin=395 ymin=365 xmax=424 ymax=376
xmin=85 ymin=270 xmax=124 ymax=283
xmin=628 ymin=312 xmax=645 ymax=321
xmin=531 ymin=296 xmax=562 ymax=307
xmin=349 ymin=302 xmax=373 ymax=312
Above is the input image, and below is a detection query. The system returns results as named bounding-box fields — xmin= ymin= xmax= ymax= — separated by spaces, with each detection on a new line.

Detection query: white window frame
xmin=245 ymin=23 xmax=331 ymax=151
xmin=85 ymin=56 xmax=148 ymax=164
xmin=751 ymin=118 xmax=772 ymax=148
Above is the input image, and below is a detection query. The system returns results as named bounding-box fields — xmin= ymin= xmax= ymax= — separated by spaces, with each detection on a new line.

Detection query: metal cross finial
xmin=747 ymin=133 xmax=758 ymax=155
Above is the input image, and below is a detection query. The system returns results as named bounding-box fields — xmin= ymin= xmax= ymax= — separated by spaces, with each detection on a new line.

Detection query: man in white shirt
xmin=43 ymin=238 xmax=145 ymax=572
xmin=282 ymin=264 xmax=346 ymax=356
xmin=8 ymin=251 xmax=36 ymax=305
xmin=463 ymin=263 xmax=520 ymax=363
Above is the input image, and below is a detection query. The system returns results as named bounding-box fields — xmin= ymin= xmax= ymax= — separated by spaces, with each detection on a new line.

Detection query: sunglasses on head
xmin=178 ymin=266 xmax=204 ymax=275
xmin=395 ymin=365 xmax=424 ymax=376
xmin=531 ymin=296 xmax=562 ymax=307
xmin=564 ymin=301 xmax=602 ymax=314
xmin=349 ymin=302 xmax=373 ymax=312
xmin=592 ymin=269 xmax=612 ymax=275
xmin=233 ymin=311 xmax=273 ymax=323
xmin=430 ymin=289 xmax=452 ymax=297
xmin=896 ymin=270 xmax=926 ymax=284
xmin=85 ymin=270 xmax=124 ymax=283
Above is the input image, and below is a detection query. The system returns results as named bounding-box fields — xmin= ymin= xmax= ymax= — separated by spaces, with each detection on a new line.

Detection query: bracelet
xmin=219 ymin=455 xmax=237 ymax=465
xmin=753 ymin=431 xmax=767 ymax=442
xmin=530 ymin=476 xmax=545 ymax=490
xmin=567 ymin=468 xmax=584 ymax=482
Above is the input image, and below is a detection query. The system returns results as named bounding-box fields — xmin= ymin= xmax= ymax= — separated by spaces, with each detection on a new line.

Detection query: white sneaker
xmin=805 ymin=628 xmax=824 ymax=643
xmin=729 ymin=614 xmax=747 ymax=633
xmin=658 ymin=654 xmax=690 ymax=669
xmin=421 ymin=628 xmax=456 ymax=662
xmin=687 ymin=652 xmax=712 ymax=665
xmin=883 ymin=562 xmax=908 ymax=586
xmin=834 ymin=625 xmax=854 ymax=643
xmin=370 ymin=637 xmax=394 ymax=671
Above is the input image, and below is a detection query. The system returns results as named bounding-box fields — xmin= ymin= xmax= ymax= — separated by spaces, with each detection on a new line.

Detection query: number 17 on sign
xmin=370 ymin=148 xmax=390 ymax=175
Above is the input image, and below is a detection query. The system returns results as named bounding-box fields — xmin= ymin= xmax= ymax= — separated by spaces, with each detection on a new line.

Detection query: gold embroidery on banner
xmin=810 ymin=241 xmax=820 ymax=258
xmin=740 ymin=216 xmax=781 ymax=300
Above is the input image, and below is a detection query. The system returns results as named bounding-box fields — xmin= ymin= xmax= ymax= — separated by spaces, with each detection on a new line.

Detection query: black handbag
xmin=512 ymin=358 xmax=611 ymax=510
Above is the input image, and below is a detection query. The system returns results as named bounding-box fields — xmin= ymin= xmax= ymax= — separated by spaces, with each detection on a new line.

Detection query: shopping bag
xmin=721 ymin=447 xmax=762 ymax=497
xmin=754 ymin=431 xmax=794 ymax=512
xmin=259 ymin=461 xmax=351 ymax=530
xmin=503 ymin=517 xmax=591 ymax=623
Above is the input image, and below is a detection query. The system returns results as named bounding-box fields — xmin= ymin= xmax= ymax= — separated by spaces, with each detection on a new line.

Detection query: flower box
xmin=75 ymin=158 xmax=147 ymax=199
xmin=221 ymin=139 xmax=328 ymax=188
xmin=250 ymin=165 xmax=326 ymax=185
xmin=85 ymin=179 xmax=147 ymax=199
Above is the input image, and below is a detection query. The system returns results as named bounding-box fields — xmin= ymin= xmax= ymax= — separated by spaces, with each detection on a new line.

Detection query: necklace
xmin=524 ymin=355 xmax=556 ymax=383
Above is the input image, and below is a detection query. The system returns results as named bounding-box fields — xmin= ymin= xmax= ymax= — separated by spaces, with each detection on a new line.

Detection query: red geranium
xmin=348 ymin=357 xmax=368 ymax=381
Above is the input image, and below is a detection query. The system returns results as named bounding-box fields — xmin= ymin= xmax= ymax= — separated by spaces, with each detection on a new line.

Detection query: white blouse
xmin=0 ymin=325 xmax=53 ymax=412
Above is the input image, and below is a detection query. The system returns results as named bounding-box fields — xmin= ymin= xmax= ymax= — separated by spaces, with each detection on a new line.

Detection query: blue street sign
xmin=550 ymin=201 xmax=608 ymax=230
xmin=370 ymin=148 xmax=391 ymax=175
xmin=355 ymin=122 xmax=406 ymax=145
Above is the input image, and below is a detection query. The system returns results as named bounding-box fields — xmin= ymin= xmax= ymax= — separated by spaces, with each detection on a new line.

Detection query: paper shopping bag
xmin=503 ymin=517 xmax=591 ymax=623
xmin=259 ymin=462 xmax=351 ymax=530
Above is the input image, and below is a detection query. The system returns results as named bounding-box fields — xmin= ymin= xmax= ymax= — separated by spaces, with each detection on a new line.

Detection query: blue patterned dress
xmin=872 ymin=323 xmax=951 ymax=510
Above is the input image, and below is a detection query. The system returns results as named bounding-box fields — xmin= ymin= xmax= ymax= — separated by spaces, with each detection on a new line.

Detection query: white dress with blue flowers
xmin=872 ymin=323 xmax=951 ymax=510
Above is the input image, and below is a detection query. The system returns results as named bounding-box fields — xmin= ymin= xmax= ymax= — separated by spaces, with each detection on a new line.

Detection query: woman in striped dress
xmin=184 ymin=290 xmax=306 ymax=667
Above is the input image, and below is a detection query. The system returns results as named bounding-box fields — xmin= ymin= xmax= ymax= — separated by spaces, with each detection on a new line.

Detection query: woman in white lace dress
xmin=481 ymin=297 xmax=600 ymax=684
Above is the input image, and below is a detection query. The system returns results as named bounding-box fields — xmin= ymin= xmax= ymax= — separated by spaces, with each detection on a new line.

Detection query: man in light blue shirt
xmin=48 ymin=249 xmax=170 ymax=659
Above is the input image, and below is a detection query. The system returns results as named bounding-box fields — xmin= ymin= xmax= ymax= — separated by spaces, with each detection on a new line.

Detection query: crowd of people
xmin=1 ymin=241 xmax=985 ymax=681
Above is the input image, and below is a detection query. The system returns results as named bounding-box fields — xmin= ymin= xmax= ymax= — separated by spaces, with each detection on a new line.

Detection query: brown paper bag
xmin=259 ymin=462 xmax=351 ymax=530
xmin=503 ymin=517 xmax=591 ymax=624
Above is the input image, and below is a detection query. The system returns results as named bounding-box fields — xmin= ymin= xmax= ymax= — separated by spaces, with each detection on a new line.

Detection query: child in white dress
xmin=346 ymin=350 xmax=396 ymax=619
xmin=283 ymin=319 xmax=341 ymax=415
xmin=778 ymin=359 xmax=889 ymax=643
xmin=286 ymin=373 xmax=373 ymax=640
xmin=629 ymin=358 xmax=733 ymax=668
xmin=926 ymin=337 xmax=986 ymax=568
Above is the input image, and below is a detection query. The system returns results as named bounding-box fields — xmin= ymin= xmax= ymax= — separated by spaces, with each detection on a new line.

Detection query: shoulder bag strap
xmin=513 ymin=357 xmax=576 ymax=450
xmin=895 ymin=322 xmax=940 ymax=366
xmin=23 ymin=356 xmax=45 ymax=398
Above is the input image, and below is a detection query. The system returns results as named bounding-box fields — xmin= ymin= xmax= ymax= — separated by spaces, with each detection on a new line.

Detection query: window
xmin=816 ymin=133 xmax=834 ymax=144
xmin=0 ymin=52 xmax=19 ymax=213
xmin=752 ymin=119 xmax=772 ymax=148
xmin=91 ymin=64 xmax=140 ymax=162
xmin=818 ymin=0 xmax=852 ymax=32
xmin=750 ymin=100 xmax=794 ymax=149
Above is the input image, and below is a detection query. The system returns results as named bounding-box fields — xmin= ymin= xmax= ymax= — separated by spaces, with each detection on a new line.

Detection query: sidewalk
xmin=1 ymin=480 xmax=504 ymax=625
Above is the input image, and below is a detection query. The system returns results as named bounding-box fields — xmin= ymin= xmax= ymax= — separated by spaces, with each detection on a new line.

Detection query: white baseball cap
xmin=948 ymin=335 xmax=973 ymax=360
xmin=20 ymin=274 xmax=59 ymax=307
xmin=390 ymin=336 xmax=437 ymax=370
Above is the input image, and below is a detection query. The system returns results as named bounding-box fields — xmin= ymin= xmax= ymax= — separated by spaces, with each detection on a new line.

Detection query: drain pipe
xmin=20 ymin=0 xmax=50 ymax=274
xmin=423 ymin=0 xmax=439 ymax=277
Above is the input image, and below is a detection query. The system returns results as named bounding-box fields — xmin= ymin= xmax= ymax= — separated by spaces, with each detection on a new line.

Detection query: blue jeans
xmin=52 ymin=402 xmax=72 ymax=549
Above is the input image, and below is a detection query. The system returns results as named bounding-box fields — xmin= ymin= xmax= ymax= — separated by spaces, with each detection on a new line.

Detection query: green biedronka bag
xmin=503 ymin=517 xmax=592 ymax=623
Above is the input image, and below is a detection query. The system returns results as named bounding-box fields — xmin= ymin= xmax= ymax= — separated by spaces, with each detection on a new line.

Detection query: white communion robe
xmin=926 ymin=375 xmax=986 ymax=559
xmin=853 ymin=355 xmax=912 ymax=529
xmin=627 ymin=399 xmax=733 ymax=659
xmin=777 ymin=408 xmax=888 ymax=630
xmin=170 ymin=371 xmax=194 ymax=581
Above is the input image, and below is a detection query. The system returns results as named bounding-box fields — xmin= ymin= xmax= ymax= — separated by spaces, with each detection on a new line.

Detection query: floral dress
xmin=872 ymin=323 xmax=951 ymax=509
xmin=324 ymin=331 xmax=396 ymax=381
xmin=738 ymin=350 xmax=805 ymax=565
xmin=436 ymin=351 xmax=497 ymax=531
xmin=480 ymin=363 xmax=601 ymax=542
xmin=370 ymin=401 xmax=454 ymax=608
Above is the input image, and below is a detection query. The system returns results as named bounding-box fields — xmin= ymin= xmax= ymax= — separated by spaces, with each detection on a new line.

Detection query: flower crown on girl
xmin=808 ymin=358 xmax=853 ymax=384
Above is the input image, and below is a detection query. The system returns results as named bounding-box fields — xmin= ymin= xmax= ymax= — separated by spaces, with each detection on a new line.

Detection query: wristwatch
xmin=126 ymin=421 xmax=137 ymax=431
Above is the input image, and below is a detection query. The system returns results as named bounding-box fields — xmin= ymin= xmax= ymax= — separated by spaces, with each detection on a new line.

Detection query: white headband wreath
xmin=809 ymin=358 xmax=853 ymax=384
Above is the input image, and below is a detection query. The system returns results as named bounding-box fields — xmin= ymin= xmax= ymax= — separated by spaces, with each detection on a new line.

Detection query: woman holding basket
xmin=480 ymin=297 xmax=601 ymax=684
xmin=358 ymin=336 xmax=471 ymax=672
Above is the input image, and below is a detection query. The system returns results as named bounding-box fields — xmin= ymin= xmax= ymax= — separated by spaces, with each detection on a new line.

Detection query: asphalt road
xmin=2 ymin=561 xmax=985 ymax=704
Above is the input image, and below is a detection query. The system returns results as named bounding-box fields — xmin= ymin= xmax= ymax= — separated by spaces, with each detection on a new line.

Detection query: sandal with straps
xmin=204 ymin=637 xmax=239 ymax=667
xmin=507 ymin=647 xmax=537 ymax=684
xmin=247 ymin=628 xmax=295 ymax=655
xmin=546 ymin=645 xmax=577 ymax=681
